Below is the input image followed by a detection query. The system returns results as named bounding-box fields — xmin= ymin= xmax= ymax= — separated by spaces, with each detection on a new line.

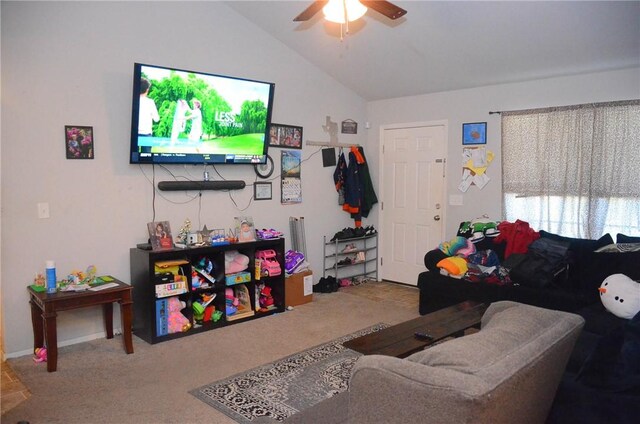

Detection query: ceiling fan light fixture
xmin=323 ymin=0 xmax=367 ymax=24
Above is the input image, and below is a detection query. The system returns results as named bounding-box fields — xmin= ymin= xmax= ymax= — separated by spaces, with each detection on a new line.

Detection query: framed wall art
xmin=254 ymin=182 xmax=272 ymax=200
xmin=462 ymin=122 xmax=487 ymax=145
xmin=269 ymin=123 xmax=303 ymax=149
xmin=65 ymin=125 xmax=94 ymax=159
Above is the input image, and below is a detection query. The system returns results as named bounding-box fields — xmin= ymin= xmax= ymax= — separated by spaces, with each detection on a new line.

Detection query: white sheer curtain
xmin=502 ymin=100 xmax=640 ymax=238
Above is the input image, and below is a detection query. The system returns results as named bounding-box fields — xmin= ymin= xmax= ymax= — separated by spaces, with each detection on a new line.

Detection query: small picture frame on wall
xmin=254 ymin=182 xmax=272 ymax=200
xmin=341 ymin=119 xmax=358 ymax=134
xmin=462 ymin=122 xmax=487 ymax=145
xmin=269 ymin=123 xmax=303 ymax=149
xmin=65 ymin=125 xmax=94 ymax=159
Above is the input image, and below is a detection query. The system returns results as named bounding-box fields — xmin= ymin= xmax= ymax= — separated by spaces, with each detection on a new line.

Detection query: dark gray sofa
xmin=418 ymin=232 xmax=640 ymax=315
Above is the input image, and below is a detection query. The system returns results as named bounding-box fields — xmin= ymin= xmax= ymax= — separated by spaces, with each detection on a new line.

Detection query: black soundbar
xmin=157 ymin=180 xmax=246 ymax=191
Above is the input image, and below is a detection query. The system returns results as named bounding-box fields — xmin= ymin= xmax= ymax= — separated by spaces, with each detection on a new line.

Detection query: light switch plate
xmin=449 ymin=195 xmax=463 ymax=206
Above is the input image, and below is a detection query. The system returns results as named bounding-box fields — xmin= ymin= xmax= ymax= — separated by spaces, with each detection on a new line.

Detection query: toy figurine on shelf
xmin=177 ymin=218 xmax=192 ymax=246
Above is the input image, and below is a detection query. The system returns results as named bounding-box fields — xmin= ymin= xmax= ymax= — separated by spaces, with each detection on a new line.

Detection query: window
xmin=502 ymin=100 xmax=640 ymax=238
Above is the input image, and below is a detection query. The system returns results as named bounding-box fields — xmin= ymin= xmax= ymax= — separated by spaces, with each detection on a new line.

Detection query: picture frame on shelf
xmin=65 ymin=125 xmax=94 ymax=159
xmin=269 ymin=123 xmax=302 ymax=149
xmin=254 ymin=182 xmax=272 ymax=200
xmin=462 ymin=122 xmax=487 ymax=145
xmin=235 ymin=216 xmax=256 ymax=242
xmin=147 ymin=221 xmax=173 ymax=250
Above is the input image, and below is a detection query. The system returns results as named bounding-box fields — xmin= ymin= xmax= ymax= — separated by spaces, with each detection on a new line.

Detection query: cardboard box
xmin=285 ymin=270 xmax=313 ymax=306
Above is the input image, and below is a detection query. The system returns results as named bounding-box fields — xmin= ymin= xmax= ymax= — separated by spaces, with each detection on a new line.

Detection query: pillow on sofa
xmin=617 ymin=233 xmax=640 ymax=243
xmin=424 ymin=249 xmax=448 ymax=272
xmin=575 ymin=250 xmax=640 ymax=304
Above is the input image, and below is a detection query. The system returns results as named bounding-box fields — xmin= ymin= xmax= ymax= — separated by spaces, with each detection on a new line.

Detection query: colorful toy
xmin=259 ymin=285 xmax=275 ymax=309
xmin=193 ymin=293 xmax=217 ymax=323
xmin=167 ymin=296 xmax=191 ymax=333
xmin=225 ymin=287 xmax=239 ymax=315
xmin=256 ymin=249 xmax=282 ymax=277
xmin=599 ymin=274 xmax=640 ymax=319
xmin=33 ymin=347 xmax=47 ymax=363
xmin=225 ymin=250 xmax=250 ymax=274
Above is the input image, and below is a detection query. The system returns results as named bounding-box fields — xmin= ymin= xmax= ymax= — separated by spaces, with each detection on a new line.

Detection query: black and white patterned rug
xmin=190 ymin=323 xmax=389 ymax=423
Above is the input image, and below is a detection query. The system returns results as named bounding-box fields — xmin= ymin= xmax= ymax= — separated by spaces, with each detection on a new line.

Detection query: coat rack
xmin=306 ymin=140 xmax=360 ymax=148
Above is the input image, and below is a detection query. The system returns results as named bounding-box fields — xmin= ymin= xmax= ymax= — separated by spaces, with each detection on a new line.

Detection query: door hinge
xmin=380 ymin=257 xmax=383 ymax=266
xmin=381 ymin=201 xmax=384 ymax=211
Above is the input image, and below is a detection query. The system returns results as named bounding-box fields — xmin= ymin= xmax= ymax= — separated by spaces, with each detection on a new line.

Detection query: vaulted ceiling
xmin=226 ymin=1 xmax=640 ymax=101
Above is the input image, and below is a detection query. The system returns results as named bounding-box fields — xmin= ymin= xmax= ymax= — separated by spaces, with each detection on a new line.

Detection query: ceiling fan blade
xmin=294 ymin=1 xmax=329 ymax=22
xmin=361 ymin=1 xmax=407 ymax=20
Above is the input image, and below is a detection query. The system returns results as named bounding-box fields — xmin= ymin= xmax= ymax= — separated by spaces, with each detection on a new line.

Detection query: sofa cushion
xmin=408 ymin=303 xmax=576 ymax=376
xmin=617 ymin=233 xmax=640 ymax=243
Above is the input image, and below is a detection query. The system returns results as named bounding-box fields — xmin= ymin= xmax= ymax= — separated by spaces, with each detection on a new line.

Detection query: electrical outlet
xmin=37 ymin=202 xmax=50 ymax=219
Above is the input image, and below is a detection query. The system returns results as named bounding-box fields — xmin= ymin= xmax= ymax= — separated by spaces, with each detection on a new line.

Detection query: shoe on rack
xmin=353 ymin=227 xmax=366 ymax=238
xmin=364 ymin=225 xmax=377 ymax=236
xmin=355 ymin=252 xmax=366 ymax=262
xmin=341 ymin=243 xmax=357 ymax=253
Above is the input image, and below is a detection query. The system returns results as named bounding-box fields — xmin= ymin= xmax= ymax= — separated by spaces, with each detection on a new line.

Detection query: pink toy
xmin=33 ymin=347 xmax=47 ymax=363
xmin=167 ymin=296 xmax=191 ymax=334
xmin=225 ymin=287 xmax=239 ymax=315
xmin=256 ymin=249 xmax=282 ymax=277
xmin=225 ymin=250 xmax=250 ymax=274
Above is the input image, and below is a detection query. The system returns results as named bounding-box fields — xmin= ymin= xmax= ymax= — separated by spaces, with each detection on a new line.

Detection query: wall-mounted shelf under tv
xmin=157 ymin=180 xmax=246 ymax=191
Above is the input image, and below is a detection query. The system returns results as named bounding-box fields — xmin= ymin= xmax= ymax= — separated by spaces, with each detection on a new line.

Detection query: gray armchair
xmin=287 ymin=301 xmax=584 ymax=424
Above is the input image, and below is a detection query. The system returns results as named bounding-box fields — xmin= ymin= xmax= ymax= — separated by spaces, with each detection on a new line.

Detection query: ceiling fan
xmin=294 ymin=0 xmax=407 ymax=23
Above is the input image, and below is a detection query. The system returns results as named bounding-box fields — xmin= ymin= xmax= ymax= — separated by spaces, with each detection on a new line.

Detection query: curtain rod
xmin=489 ymin=99 xmax=639 ymax=116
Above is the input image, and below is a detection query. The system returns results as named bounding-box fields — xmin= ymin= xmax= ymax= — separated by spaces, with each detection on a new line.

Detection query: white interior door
xmin=381 ymin=124 xmax=446 ymax=285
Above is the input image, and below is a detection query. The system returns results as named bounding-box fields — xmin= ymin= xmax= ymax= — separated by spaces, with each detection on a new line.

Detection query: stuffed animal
xmin=599 ymin=274 xmax=640 ymax=319
xmin=225 ymin=250 xmax=250 ymax=274
xmin=167 ymin=296 xmax=191 ymax=333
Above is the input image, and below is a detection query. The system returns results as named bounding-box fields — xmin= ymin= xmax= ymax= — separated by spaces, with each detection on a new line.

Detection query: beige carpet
xmin=3 ymin=285 xmax=419 ymax=423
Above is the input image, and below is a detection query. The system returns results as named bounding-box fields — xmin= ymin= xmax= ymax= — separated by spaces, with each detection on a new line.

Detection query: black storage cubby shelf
xmin=130 ymin=238 xmax=285 ymax=344
xmin=323 ymin=233 xmax=378 ymax=281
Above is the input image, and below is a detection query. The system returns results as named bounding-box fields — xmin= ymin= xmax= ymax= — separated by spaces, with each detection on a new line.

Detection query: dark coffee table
xmin=343 ymin=301 xmax=488 ymax=358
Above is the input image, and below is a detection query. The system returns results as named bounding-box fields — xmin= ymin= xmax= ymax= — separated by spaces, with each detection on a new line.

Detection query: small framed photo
xmin=235 ymin=216 xmax=256 ymax=243
xmin=147 ymin=221 xmax=173 ymax=250
xmin=65 ymin=125 xmax=94 ymax=159
xmin=462 ymin=122 xmax=487 ymax=145
xmin=341 ymin=119 xmax=358 ymax=134
xmin=269 ymin=123 xmax=303 ymax=149
xmin=254 ymin=182 xmax=272 ymax=200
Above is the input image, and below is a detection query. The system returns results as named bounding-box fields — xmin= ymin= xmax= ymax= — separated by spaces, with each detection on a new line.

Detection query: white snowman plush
xmin=599 ymin=274 xmax=640 ymax=319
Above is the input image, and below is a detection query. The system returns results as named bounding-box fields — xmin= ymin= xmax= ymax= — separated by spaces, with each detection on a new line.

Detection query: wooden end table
xmin=343 ymin=301 xmax=488 ymax=358
xmin=28 ymin=279 xmax=134 ymax=372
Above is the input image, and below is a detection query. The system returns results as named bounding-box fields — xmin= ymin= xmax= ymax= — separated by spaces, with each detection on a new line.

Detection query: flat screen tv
xmin=130 ymin=63 xmax=275 ymax=165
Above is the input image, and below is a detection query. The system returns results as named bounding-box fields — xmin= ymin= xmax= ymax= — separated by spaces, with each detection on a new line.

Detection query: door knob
xmin=434 ymin=215 xmax=441 ymax=221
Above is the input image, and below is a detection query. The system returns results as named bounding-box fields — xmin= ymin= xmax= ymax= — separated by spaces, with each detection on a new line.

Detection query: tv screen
xmin=130 ymin=63 xmax=275 ymax=165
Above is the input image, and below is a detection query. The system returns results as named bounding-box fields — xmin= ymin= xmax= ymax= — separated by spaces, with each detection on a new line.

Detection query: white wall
xmin=366 ymin=68 xmax=640 ymax=240
xmin=1 ymin=2 xmax=366 ymax=356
